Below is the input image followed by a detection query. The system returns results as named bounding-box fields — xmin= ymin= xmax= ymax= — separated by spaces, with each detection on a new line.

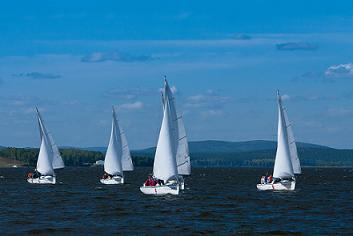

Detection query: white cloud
xmin=276 ymin=42 xmax=318 ymax=51
xmin=81 ymin=51 xmax=154 ymax=63
xmin=186 ymin=90 xmax=230 ymax=108
xmin=325 ymin=63 xmax=353 ymax=78
xmin=202 ymin=109 xmax=224 ymax=117
xmin=118 ymin=101 xmax=144 ymax=111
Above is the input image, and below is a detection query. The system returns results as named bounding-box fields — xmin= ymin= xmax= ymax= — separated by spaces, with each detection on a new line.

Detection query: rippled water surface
xmin=0 ymin=167 xmax=352 ymax=235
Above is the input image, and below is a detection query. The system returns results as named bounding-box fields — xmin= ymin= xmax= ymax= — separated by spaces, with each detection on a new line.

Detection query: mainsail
xmin=153 ymin=93 xmax=178 ymax=182
xmin=104 ymin=108 xmax=124 ymax=176
xmin=162 ymin=79 xmax=191 ymax=175
xmin=36 ymin=108 xmax=64 ymax=169
xmin=36 ymin=130 xmax=54 ymax=176
xmin=273 ymin=92 xmax=294 ymax=179
xmin=35 ymin=108 xmax=64 ymax=175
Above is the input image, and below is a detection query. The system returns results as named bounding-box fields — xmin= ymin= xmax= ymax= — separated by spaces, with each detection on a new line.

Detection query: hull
xmin=100 ymin=176 xmax=124 ymax=185
xmin=140 ymin=183 xmax=179 ymax=195
xmin=257 ymin=180 xmax=296 ymax=191
xmin=27 ymin=175 xmax=56 ymax=184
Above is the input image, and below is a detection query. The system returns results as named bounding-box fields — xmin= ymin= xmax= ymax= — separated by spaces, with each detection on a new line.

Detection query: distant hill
xmin=82 ymin=140 xmax=353 ymax=167
xmin=132 ymin=140 xmax=330 ymax=155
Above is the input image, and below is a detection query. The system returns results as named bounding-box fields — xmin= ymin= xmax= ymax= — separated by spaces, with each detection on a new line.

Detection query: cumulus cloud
xmin=81 ymin=51 xmax=155 ymax=63
xmin=325 ymin=63 xmax=353 ymax=78
xmin=13 ymin=72 xmax=61 ymax=80
xmin=276 ymin=42 xmax=318 ymax=51
xmin=118 ymin=101 xmax=144 ymax=111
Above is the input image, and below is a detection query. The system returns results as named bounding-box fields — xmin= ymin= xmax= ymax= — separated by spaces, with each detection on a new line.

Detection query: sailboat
xmin=162 ymin=79 xmax=191 ymax=190
xmin=27 ymin=108 xmax=65 ymax=184
xmin=100 ymin=107 xmax=134 ymax=184
xmin=140 ymin=79 xmax=183 ymax=195
xmin=257 ymin=91 xmax=301 ymax=191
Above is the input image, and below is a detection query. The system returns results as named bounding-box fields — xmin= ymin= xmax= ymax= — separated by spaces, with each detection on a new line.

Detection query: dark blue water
xmin=0 ymin=167 xmax=352 ymax=235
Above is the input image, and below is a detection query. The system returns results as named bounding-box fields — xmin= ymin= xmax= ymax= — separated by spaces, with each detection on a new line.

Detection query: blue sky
xmin=1 ymin=0 xmax=353 ymax=149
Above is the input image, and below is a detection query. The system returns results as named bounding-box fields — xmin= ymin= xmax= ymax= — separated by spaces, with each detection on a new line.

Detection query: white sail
xmin=36 ymin=108 xmax=64 ymax=169
xmin=120 ymin=126 xmax=134 ymax=171
xmin=282 ymin=104 xmax=301 ymax=174
xmin=104 ymin=109 xmax=123 ymax=176
xmin=153 ymin=95 xmax=178 ymax=182
xmin=163 ymin=80 xmax=191 ymax=175
xmin=273 ymin=93 xmax=294 ymax=179
xmin=36 ymin=114 xmax=54 ymax=176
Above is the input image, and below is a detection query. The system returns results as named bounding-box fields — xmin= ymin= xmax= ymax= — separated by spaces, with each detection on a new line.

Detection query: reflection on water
xmin=0 ymin=167 xmax=352 ymax=234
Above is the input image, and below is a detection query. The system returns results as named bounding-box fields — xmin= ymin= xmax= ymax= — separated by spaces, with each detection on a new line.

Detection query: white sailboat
xmin=162 ymin=79 xmax=191 ymax=190
xmin=140 ymin=79 xmax=181 ymax=195
xmin=27 ymin=108 xmax=65 ymax=184
xmin=100 ymin=107 xmax=134 ymax=184
xmin=257 ymin=91 xmax=301 ymax=191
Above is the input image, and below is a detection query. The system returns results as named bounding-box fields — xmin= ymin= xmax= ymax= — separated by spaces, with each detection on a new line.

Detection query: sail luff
xmin=273 ymin=93 xmax=294 ymax=179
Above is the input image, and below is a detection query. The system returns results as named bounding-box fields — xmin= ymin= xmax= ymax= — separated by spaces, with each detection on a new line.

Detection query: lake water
xmin=0 ymin=167 xmax=352 ymax=235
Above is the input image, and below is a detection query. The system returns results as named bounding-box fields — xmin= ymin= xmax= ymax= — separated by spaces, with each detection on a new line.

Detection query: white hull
xmin=100 ymin=176 xmax=124 ymax=185
xmin=257 ymin=180 xmax=296 ymax=191
xmin=27 ymin=176 xmax=56 ymax=184
xmin=140 ymin=183 xmax=179 ymax=195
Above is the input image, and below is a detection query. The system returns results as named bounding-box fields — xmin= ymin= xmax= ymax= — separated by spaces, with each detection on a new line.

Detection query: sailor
xmin=27 ymin=172 xmax=33 ymax=179
xmin=144 ymin=175 xmax=153 ymax=186
xmin=260 ymin=176 xmax=265 ymax=184
xmin=268 ymin=175 xmax=273 ymax=183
